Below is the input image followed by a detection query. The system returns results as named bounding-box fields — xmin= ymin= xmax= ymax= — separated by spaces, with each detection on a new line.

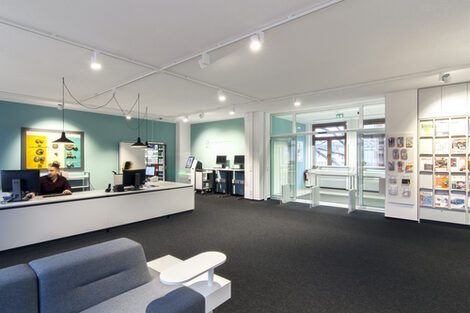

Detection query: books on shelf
xmin=450 ymin=193 xmax=465 ymax=209
xmin=435 ymin=120 xmax=449 ymax=136
xmin=420 ymin=156 xmax=433 ymax=171
xmin=419 ymin=138 xmax=433 ymax=154
xmin=450 ymin=156 xmax=466 ymax=172
xmin=435 ymin=174 xmax=449 ymax=189
xmin=434 ymin=157 xmax=448 ymax=170
xmin=420 ymin=121 xmax=434 ymax=137
xmin=434 ymin=138 xmax=449 ymax=154
xmin=451 ymin=175 xmax=466 ymax=190
xmin=450 ymin=119 xmax=467 ymax=136
xmin=419 ymin=190 xmax=433 ymax=207
xmin=434 ymin=192 xmax=449 ymax=208
xmin=451 ymin=138 xmax=466 ymax=154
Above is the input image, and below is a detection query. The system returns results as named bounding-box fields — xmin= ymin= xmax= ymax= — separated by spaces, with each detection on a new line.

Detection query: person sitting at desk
xmin=39 ymin=162 xmax=72 ymax=195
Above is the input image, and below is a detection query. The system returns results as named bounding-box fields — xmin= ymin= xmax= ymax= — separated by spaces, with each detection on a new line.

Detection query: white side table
xmin=148 ymin=252 xmax=231 ymax=313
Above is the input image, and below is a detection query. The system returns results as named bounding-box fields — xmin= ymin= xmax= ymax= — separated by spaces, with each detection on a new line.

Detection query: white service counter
xmin=0 ymin=181 xmax=194 ymax=251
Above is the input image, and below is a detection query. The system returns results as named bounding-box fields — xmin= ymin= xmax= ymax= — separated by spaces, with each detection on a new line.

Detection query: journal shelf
xmin=418 ymin=116 xmax=469 ymax=224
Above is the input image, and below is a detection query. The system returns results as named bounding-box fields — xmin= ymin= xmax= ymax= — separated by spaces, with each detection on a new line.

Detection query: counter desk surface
xmin=0 ymin=181 xmax=194 ymax=251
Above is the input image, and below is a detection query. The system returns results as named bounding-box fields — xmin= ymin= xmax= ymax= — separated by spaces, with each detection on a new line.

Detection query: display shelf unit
xmin=67 ymin=172 xmax=91 ymax=191
xmin=418 ymin=116 xmax=469 ymax=225
xmin=145 ymin=143 xmax=167 ymax=181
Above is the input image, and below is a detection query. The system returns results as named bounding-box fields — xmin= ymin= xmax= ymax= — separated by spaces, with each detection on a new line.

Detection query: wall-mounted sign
xmin=21 ymin=127 xmax=84 ymax=171
xmin=336 ymin=113 xmax=344 ymax=119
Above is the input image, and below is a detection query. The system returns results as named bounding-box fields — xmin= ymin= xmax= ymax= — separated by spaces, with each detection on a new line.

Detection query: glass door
xmin=270 ymin=137 xmax=296 ymax=201
xmin=358 ymin=126 xmax=386 ymax=209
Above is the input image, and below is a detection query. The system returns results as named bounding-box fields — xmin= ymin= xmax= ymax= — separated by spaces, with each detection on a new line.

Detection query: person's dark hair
xmin=124 ymin=161 xmax=133 ymax=170
xmin=49 ymin=161 xmax=60 ymax=169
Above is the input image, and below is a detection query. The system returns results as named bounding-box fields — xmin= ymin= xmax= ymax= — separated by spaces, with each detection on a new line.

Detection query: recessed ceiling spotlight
xmin=439 ymin=73 xmax=450 ymax=83
xmin=183 ymin=115 xmax=189 ymax=123
xmin=90 ymin=51 xmax=102 ymax=70
xmin=126 ymin=115 xmax=132 ymax=120
xmin=218 ymin=89 xmax=226 ymax=102
xmin=294 ymin=99 xmax=301 ymax=107
xmin=250 ymin=32 xmax=264 ymax=52
xmin=198 ymin=52 xmax=211 ymax=69
xmin=229 ymin=106 xmax=235 ymax=115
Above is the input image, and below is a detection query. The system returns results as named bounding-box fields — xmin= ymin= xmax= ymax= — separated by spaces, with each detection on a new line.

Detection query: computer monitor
xmin=145 ymin=166 xmax=156 ymax=177
xmin=234 ymin=155 xmax=244 ymax=165
xmin=185 ymin=156 xmax=195 ymax=169
xmin=216 ymin=155 xmax=227 ymax=166
xmin=123 ymin=169 xmax=146 ymax=189
xmin=1 ymin=170 xmax=40 ymax=201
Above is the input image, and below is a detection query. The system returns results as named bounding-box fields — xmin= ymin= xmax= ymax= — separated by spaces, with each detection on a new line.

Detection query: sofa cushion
xmin=29 ymin=238 xmax=152 ymax=313
xmin=80 ymin=268 xmax=180 ymax=313
xmin=0 ymin=264 xmax=38 ymax=313
xmin=146 ymin=286 xmax=205 ymax=313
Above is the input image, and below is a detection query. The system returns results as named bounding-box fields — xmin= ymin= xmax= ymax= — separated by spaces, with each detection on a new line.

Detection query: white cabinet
xmin=442 ymin=83 xmax=468 ymax=116
xmin=418 ymin=87 xmax=441 ymax=118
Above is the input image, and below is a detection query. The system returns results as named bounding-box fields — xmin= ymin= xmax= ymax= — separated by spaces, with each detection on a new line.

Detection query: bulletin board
xmin=21 ymin=128 xmax=84 ymax=171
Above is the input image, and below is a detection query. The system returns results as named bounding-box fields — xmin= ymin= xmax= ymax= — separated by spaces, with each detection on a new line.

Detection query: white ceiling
xmin=1 ymin=0 xmax=470 ymax=122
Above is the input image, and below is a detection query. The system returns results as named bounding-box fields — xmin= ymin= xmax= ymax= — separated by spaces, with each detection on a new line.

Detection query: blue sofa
xmin=0 ymin=238 xmax=205 ymax=313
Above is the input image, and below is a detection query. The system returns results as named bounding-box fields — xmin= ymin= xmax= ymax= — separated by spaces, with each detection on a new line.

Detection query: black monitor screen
xmin=123 ymin=169 xmax=146 ymax=187
xmin=185 ymin=156 xmax=195 ymax=168
xmin=1 ymin=170 xmax=40 ymax=193
xmin=216 ymin=155 xmax=227 ymax=164
xmin=234 ymin=155 xmax=245 ymax=165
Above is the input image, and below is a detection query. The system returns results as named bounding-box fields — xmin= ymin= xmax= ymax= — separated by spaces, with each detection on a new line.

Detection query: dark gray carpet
xmin=1 ymin=194 xmax=470 ymax=313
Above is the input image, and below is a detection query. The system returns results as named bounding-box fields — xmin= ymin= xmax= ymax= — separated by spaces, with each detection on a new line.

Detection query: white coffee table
xmin=148 ymin=252 xmax=230 ymax=313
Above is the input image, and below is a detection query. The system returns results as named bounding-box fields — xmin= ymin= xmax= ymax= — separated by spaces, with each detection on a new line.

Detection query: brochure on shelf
xmin=450 ymin=193 xmax=466 ymax=209
xmin=406 ymin=137 xmax=413 ymax=148
xmin=449 ymin=118 xmax=467 ymax=136
xmin=387 ymin=133 xmax=415 ymax=205
xmin=434 ymin=191 xmax=449 ymax=208
xmin=419 ymin=138 xmax=433 ymax=154
xmin=434 ymin=157 xmax=448 ymax=170
xmin=420 ymin=121 xmax=434 ymax=137
xmin=434 ymin=138 xmax=449 ymax=154
xmin=450 ymin=156 xmax=466 ymax=172
xmin=405 ymin=163 xmax=414 ymax=173
xmin=400 ymin=149 xmax=408 ymax=160
xmin=420 ymin=156 xmax=433 ymax=171
xmin=419 ymin=190 xmax=433 ymax=207
xmin=397 ymin=161 xmax=403 ymax=172
xmin=451 ymin=175 xmax=466 ymax=190
xmin=392 ymin=149 xmax=399 ymax=160
xmin=435 ymin=120 xmax=449 ymax=136
xmin=388 ymin=137 xmax=395 ymax=148
xmin=451 ymin=138 xmax=466 ymax=154
xmin=419 ymin=173 xmax=433 ymax=189
xmin=435 ymin=174 xmax=449 ymax=189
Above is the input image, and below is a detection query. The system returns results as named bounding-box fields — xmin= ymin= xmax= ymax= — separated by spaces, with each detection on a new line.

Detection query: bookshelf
xmin=418 ymin=116 xmax=468 ymax=224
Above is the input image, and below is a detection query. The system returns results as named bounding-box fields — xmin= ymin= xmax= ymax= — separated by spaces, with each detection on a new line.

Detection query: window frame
xmin=363 ymin=118 xmax=385 ymax=167
xmin=312 ymin=122 xmax=347 ymax=166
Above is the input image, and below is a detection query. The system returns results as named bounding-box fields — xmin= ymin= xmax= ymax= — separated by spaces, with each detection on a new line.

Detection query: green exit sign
xmin=336 ymin=113 xmax=344 ymax=119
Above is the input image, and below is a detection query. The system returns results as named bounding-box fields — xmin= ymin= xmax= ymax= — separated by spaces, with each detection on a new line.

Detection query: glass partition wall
xmin=270 ymin=102 xmax=386 ymax=211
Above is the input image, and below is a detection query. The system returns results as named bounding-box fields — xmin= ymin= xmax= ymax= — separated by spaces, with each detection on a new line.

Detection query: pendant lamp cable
xmin=62 ymin=77 xmax=65 ymax=132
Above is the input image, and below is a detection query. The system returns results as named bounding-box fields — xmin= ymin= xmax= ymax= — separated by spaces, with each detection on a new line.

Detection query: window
xmin=363 ymin=119 xmax=385 ymax=167
xmin=313 ymin=122 xmax=346 ymax=166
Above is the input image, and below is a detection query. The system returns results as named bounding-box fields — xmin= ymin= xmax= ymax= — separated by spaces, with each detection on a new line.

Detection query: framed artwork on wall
xmin=21 ymin=127 xmax=85 ymax=171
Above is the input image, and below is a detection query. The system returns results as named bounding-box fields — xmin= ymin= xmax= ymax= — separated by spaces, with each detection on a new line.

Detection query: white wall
xmin=385 ymin=89 xmax=418 ymax=221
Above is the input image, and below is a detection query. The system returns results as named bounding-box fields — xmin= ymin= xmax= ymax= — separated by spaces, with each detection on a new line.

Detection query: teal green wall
xmin=271 ymin=116 xmax=307 ymax=189
xmin=0 ymin=100 xmax=176 ymax=190
xmin=191 ymin=118 xmax=244 ymax=168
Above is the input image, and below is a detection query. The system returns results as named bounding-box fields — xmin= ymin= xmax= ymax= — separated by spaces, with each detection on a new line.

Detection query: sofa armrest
xmin=145 ymin=287 xmax=204 ymax=313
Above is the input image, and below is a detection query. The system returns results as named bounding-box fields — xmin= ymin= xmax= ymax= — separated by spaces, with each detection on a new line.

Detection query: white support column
xmin=244 ymin=112 xmax=267 ymax=200
xmin=175 ymin=122 xmax=191 ymax=183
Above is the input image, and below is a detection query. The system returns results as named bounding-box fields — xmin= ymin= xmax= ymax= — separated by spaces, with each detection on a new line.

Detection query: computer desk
xmin=0 ymin=181 xmax=194 ymax=251
xmin=204 ymin=168 xmax=244 ymax=196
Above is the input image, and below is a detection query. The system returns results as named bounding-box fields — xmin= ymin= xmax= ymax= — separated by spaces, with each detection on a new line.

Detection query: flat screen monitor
xmin=122 ymin=169 xmax=146 ymax=187
xmin=1 ymin=170 xmax=40 ymax=193
xmin=185 ymin=156 xmax=195 ymax=168
xmin=216 ymin=155 xmax=227 ymax=165
xmin=234 ymin=155 xmax=245 ymax=165
xmin=145 ymin=166 xmax=156 ymax=177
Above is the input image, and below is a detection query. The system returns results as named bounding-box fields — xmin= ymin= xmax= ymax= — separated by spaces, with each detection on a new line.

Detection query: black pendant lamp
xmin=53 ymin=77 xmax=74 ymax=144
xmin=131 ymin=94 xmax=147 ymax=148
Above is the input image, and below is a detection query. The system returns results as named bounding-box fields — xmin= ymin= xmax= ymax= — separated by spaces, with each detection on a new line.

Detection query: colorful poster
xmin=22 ymin=128 xmax=84 ymax=170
